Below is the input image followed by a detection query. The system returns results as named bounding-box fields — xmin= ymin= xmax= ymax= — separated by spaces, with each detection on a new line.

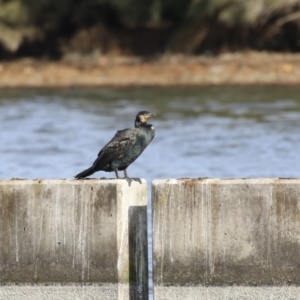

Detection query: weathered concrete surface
xmin=0 ymin=179 xmax=148 ymax=299
xmin=1 ymin=285 xmax=300 ymax=300
xmin=152 ymin=178 xmax=300 ymax=292
xmin=0 ymin=284 xmax=119 ymax=300
xmin=154 ymin=286 xmax=300 ymax=300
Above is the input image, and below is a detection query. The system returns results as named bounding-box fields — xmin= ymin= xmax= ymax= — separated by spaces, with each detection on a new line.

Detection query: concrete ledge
xmin=1 ymin=285 xmax=300 ymax=300
xmin=0 ymin=179 xmax=148 ymax=299
xmin=152 ymin=178 xmax=300 ymax=290
xmin=0 ymin=284 xmax=119 ymax=300
xmin=153 ymin=286 xmax=300 ymax=300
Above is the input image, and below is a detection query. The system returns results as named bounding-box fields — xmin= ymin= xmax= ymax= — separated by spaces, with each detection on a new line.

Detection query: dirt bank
xmin=0 ymin=52 xmax=299 ymax=88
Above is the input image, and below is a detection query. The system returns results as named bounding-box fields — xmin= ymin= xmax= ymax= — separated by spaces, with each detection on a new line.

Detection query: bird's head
xmin=135 ymin=111 xmax=155 ymax=127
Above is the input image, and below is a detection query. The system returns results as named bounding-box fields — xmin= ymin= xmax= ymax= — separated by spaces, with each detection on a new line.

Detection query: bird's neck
xmin=135 ymin=121 xmax=148 ymax=128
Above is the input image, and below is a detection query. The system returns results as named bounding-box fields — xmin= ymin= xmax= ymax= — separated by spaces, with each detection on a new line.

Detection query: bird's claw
xmin=124 ymin=177 xmax=142 ymax=186
xmin=132 ymin=178 xmax=142 ymax=184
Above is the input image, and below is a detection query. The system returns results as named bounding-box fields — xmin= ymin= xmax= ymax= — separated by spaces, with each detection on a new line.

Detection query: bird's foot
xmin=132 ymin=178 xmax=142 ymax=184
xmin=124 ymin=177 xmax=142 ymax=186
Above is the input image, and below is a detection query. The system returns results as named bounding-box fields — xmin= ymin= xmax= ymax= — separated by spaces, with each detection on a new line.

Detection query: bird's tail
xmin=75 ymin=167 xmax=95 ymax=179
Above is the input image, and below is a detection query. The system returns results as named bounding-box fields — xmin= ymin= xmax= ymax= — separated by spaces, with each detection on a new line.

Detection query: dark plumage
xmin=75 ymin=111 xmax=155 ymax=184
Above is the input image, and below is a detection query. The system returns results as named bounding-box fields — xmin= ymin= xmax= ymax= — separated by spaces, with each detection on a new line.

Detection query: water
xmin=1 ymin=86 xmax=300 ymax=297
xmin=2 ymin=86 xmax=300 ymax=181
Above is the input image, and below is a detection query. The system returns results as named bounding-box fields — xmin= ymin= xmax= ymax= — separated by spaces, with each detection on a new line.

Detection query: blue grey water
xmin=1 ymin=86 xmax=300 ymax=298
xmin=2 ymin=86 xmax=300 ymax=181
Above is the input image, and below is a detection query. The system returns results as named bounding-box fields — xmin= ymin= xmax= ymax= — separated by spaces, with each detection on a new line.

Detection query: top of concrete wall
xmin=153 ymin=178 xmax=300 ymax=185
xmin=1 ymin=178 xmax=147 ymax=185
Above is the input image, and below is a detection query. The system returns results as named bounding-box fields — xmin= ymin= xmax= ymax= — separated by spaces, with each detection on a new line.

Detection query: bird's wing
xmin=94 ymin=129 xmax=138 ymax=169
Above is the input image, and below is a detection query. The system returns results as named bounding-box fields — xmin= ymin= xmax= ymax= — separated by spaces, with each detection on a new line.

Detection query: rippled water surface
xmin=2 ymin=86 xmax=300 ymax=182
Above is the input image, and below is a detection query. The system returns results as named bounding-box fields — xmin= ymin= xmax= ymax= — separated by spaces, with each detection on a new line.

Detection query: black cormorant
xmin=75 ymin=111 xmax=155 ymax=184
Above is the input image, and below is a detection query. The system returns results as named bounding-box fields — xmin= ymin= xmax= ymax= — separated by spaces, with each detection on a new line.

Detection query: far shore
xmin=0 ymin=51 xmax=300 ymax=88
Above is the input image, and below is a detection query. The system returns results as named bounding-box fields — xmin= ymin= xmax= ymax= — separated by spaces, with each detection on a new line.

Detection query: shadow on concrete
xmin=128 ymin=206 xmax=149 ymax=300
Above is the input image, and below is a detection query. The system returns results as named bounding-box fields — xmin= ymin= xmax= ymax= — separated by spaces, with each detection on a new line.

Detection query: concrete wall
xmin=3 ymin=178 xmax=300 ymax=299
xmin=0 ymin=179 xmax=148 ymax=300
xmin=152 ymin=178 xmax=300 ymax=298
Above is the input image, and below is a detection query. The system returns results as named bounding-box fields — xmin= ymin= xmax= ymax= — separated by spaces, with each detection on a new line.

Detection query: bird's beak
xmin=147 ymin=112 xmax=155 ymax=118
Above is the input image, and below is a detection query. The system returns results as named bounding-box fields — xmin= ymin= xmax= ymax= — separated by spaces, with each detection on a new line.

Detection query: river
xmin=2 ymin=86 xmax=300 ymax=181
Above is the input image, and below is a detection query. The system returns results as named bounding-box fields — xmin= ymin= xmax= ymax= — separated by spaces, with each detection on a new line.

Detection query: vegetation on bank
xmin=0 ymin=0 xmax=300 ymax=59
